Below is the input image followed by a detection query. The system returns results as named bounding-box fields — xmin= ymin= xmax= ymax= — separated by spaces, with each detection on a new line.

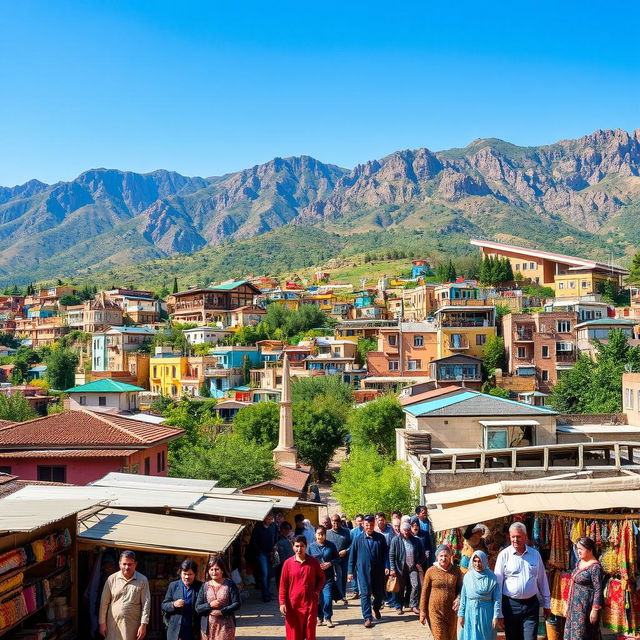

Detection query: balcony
xmin=514 ymin=329 xmax=534 ymax=341
xmin=204 ymin=366 xmax=242 ymax=377
xmin=447 ymin=337 xmax=470 ymax=350
xmin=555 ymin=352 xmax=576 ymax=364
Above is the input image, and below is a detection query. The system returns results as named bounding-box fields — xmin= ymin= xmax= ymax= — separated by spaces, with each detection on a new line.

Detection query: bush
xmin=332 ymin=446 xmax=418 ymax=518
xmin=348 ymin=395 xmax=404 ymax=458
xmin=233 ymin=401 xmax=280 ymax=447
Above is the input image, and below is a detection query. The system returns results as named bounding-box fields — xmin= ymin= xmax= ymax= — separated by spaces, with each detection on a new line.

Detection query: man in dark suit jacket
xmin=389 ymin=522 xmax=425 ymax=614
xmin=161 ymin=560 xmax=203 ymax=640
xmin=347 ymin=515 xmax=389 ymax=628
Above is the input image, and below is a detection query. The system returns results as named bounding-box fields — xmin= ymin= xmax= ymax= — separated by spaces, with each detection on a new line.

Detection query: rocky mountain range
xmin=1 ymin=128 xmax=640 ymax=285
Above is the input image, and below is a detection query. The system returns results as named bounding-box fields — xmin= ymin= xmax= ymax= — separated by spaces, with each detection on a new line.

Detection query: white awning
xmin=427 ymin=475 xmax=640 ymax=531
xmin=0 ymin=499 xmax=103 ymax=533
xmin=78 ymin=508 xmax=244 ymax=554
xmin=478 ymin=420 xmax=540 ymax=427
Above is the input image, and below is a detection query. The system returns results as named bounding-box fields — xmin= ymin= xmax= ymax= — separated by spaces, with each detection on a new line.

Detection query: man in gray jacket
xmin=389 ymin=522 xmax=425 ymax=615
xmin=326 ymin=513 xmax=351 ymax=604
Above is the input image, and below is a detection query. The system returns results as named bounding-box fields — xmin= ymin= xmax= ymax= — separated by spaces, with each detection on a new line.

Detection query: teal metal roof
xmin=213 ymin=280 xmax=247 ymax=290
xmin=404 ymin=391 xmax=476 ymax=416
xmin=231 ymin=386 xmax=250 ymax=391
xmin=575 ymin=318 xmax=636 ymax=328
xmin=66 ymin=379 xmax=145 ymax=393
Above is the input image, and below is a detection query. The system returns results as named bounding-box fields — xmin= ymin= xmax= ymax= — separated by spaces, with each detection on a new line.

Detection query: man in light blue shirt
xmin=494 ymin=522 xmax=551 ymax=640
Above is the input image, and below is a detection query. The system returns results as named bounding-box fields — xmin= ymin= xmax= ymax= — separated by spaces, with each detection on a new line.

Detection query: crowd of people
xmin=95 ymin=511 xmax=604 ymax=640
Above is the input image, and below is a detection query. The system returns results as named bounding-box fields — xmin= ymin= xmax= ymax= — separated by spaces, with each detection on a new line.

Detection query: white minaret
xmin=273 ymin=354 xmax=297 ymax=467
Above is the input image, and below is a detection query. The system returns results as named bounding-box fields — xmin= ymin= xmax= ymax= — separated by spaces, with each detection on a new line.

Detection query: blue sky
xmin=1 ymin=1 xmax=639 ymax=186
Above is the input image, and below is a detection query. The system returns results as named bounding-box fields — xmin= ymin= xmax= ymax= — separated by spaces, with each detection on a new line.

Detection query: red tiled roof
xmin=399 ymin=386 xmax=462 ymax=407
xmin=0 ymin=449 xmax=138 ymax=459
xmin=0 ymin=410 xmax=185 ymax=449
xmin=0 ymin=420 xmax=15 ymax=429
xmin=277 ymin=466 xmax=311 ymax=493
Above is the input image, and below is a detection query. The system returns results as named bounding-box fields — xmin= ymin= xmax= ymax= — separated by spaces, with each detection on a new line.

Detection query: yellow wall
xmin=554 ymin=272 xmax=616 ymax=297
xmin=149 ymin=356 xmax=186 ymax=397
xmin=437 ymin=327 xmax=497 ymax=359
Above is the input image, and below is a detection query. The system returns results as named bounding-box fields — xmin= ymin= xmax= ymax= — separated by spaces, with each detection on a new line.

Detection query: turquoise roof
xmin=404 ymin=391 xmax=476 ymax=416
xmin=213 ymin=280 xmax=247 ymax=291
xmin=66 ymin=379 xmax=144 ymax=393
xmin=231 ymin=385 xmax=251 ymax=391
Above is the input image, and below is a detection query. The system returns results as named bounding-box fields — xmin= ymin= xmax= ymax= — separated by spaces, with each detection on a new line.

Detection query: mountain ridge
xmin=1 ymin=128 xmax=640 ymax=286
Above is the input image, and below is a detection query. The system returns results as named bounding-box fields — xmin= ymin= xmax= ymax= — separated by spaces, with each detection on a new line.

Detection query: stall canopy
xmin=427 ymin=474 xmax=640 ymax=531
xmin=0 ymin=498 xmax=102 ymax=533
xmin=78 ymin=508 xmax=243 ymax=555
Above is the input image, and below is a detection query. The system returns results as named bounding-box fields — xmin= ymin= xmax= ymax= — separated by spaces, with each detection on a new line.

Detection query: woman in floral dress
xmin=564 ymin=537 xmax=603 ymax=640
xmin=195 ymin=557 xmax=240 ymax=640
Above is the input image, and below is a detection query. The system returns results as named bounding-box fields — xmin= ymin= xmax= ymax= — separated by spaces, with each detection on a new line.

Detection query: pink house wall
xmin=2 ymin=443 xmax=170 ymax=485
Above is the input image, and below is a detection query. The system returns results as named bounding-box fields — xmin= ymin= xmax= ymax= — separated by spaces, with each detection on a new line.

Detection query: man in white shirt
xmin=494 ymin=522 xmax=550 ymax=640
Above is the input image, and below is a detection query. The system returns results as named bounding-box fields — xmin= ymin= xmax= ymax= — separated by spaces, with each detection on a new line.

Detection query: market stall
xmin=0 ymin=498 xmax=99 ymax=639
xmin=77 ymin=507 xmax=244 ymax=640
xmin=428 ymin=474 xmax=640 ymax=637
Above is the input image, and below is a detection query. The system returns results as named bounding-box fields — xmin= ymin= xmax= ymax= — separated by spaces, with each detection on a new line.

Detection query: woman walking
xmin=458 ymin=550 xmax=501 ymax=640
xmin=564 ymin=537 xmax=603 ymax=640
xmin=162 ymin=559 xmax=203 ymax=640
xmin=195 ymin=557 xmax=240 ymax=640
xmin=420 ymin=545 xmax=463 ymax=640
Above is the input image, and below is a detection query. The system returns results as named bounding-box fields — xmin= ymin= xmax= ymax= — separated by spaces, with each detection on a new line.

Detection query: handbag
xmin=386 ymin=574 xmax=401 ymax=593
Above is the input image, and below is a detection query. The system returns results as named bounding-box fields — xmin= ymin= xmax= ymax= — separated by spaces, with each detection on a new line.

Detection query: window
xmin=476 ymin=334 xmax=486 ymax=346
xmin=98 ymin=396 xmax=107 ymax=406
xmin=388 ymin=334 xmax=398 ymax=347
xmin=558 ymin=283 xmax=564 ymax=289
xmin=522 ymin=263 xmax=528 ymax=271
xmin=625 ymin=388 xmax=634 ymax=410
xmin=582 ymin=281 xmax=589 ymax=288
xmin=557 ymin=321 xmax=571 ymax=333
xmin=515 ymin=264 xmax=521 ymax=271
xmin=153 ymin=366 xmax=157 ymax=378
xmin=389 ymin=360 xmax=399 ymax=371
xmin=541 ymin=370 xmax=549 ymax=381
xmin=38 ymin=465 xmax=66 ymax=483
xmin=172 ymin=366 xmax=177 ymax=378
xmin=157 ymin=452 xmax=162 ymax=473
xmin=414 ymin=335 xmax=424 ymax=347
xmin=144 ymin=457 xmax=150 ymax=475
xmin=485 ymin=428 xmax=508 ymax=449
xmin=556 ymin=342 xmax=573 ymax=352
xmin=569 ymin=281 xmax=575 ymax=288
xmin=542 ymin=346 xmax=549 ymax=358
xmin=530 ymin=262 xmax=535 ymax=269
xmin=517 ymin=347 xmax=527 ymax=359
xmin=162 ymin=450 xmax=166 ymax=471
xmin=79 ymin=396 xmax=86 ymax=406
xmin=407 ymin=359 xmax=422 ymax=370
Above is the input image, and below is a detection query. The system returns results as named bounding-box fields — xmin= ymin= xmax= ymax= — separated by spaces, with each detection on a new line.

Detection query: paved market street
xmin=235 ymin=595 xmax=430 ymax=640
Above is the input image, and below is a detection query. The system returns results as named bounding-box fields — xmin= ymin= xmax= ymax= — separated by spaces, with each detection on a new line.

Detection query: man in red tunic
xmin=279 ymin=535 xmax=325 ymax=640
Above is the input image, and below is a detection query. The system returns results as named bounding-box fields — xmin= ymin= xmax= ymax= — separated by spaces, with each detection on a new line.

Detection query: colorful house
xmin=204 ymin=346 xmax=261 ymax=398
xmin=65 ymin=379 xmax=145 ymax=412
xmin=0 ymin=410 xmax=184 ymax=483
xmin=149 ymin=347 xmax=186 ymax=397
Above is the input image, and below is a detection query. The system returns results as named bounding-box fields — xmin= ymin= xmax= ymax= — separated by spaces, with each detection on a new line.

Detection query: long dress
xmin=420 ymin=563 xmax=463 ymax=640
xmin=278 ymin=554 xmax=325 ymax=640
xmin=563 ymin=561 xmax=603 ymax=640
xmin=203 ymin=582 xmax=235 ymax=640
xmin=459 ymin=550 xmax=501 ymax=640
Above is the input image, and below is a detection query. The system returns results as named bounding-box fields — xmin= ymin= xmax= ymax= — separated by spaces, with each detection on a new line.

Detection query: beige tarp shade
xmin=0 ymin=499 xmax=102 ymax=533
xmin=78 ymin=508 xmax=243 ymax=554
xmin=428 ymin=479 xmax=640 ymax=532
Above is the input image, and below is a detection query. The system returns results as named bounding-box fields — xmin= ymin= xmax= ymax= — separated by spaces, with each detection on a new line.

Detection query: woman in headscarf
xmin=460 ymin=524 xmax=489 ymax=574
xmin=419 ymin=545 xmax=463 ymax=640
xmin=458 ymin=550 xmax=502 ymax=640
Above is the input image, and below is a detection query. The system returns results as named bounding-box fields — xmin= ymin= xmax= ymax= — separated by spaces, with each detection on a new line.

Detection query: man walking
xmin=250 ymin=511 xmax=278 ymax=602
xmin=99 ymin=550 xmax=151 ymax=640
xmin=347 ymin=515 xmax=388 ymax=628
xmin=389 ymin=522 xmax=424 ymax=615
xmin=375 ymin=512 xmax=397 ymax=609
xmin=415 ymin=506 xmax=436 ymax=566
xmin=348 ymin=514 xmax=364 ymax=599
xmin=326 ymin=513 xmax=351 ymax=605
xmin=494 ymin=522 xmax=551 ymax=640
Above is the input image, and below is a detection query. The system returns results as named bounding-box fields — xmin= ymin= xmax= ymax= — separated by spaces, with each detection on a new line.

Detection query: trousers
xmin=257 ymin=551 xmax=273 ymax=598
xmin=502 ymin=595 xmax=539 ymax=640
xmin=318 ymin=578 xmax=334 ymax=621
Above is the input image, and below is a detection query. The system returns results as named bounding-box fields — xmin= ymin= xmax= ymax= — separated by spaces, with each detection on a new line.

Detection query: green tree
xmin=169 ymin=433 xmax=278 ymax=487
xmin=332 ymin=446 xmax=418 ymax=517
xmin=172 ymin=277 xmax=179 ymax=294
xmin=242 ymin=354 xmax=252 ymax=384
xmin=478 ymin=256 xmax=490 ymax=284
xmin=504 ymin=257 xmax=514 ymax=282
xmin=199 ymin=381 xmax=211 ymax=398
xmin=0 ymin=392 xmax=38 ymax=422
xmin=482 ymin=336 xmax=505 ymax=375
xmin=549 ymin=355 xmax=596 ymax=413
xmin=291 ymin=376 xmax=353 ymax=414
xmin=293 ymin=403 xmax=347 ymax=480
xmin=356 ymin=338 xmax=378 ymax=366
xmin=627 ymin=252 xmax=640 ymax=286
xmin=58 ymin=294 xmax=82 ymax=306
xmin=482 ymin=386 xmax=510 ymax=398
xmin=348 ymin=395 xmax=404 ymax=458
xmin=45 ymin=347 xmax=79 ymax=390
xmin=233 ymin=401 xmax=280 ymax=447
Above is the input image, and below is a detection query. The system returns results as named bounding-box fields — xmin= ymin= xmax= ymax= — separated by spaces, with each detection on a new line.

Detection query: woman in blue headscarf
xmin=458 ymin=550 xmax=502 ymax=640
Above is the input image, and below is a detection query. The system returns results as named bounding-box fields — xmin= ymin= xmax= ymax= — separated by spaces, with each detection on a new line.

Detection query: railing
xmin=447 ymin=338 xmax=470 ymax=350
xmin=420 ymin=441 xmax=640 ymax=474
xmin=514 ymin=330 xmax=534 ymax=341
xmin=204 ymin=366 xmax=242 ymax=376
xmin=555 ymin=352 xmax=576 ymax=363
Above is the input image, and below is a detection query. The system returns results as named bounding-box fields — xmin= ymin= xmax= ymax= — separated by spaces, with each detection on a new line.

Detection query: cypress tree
xmin=172 ymin=277 xmax=179 ymax=294
xmin=504 ymin=257 xmax=514 ymax=282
